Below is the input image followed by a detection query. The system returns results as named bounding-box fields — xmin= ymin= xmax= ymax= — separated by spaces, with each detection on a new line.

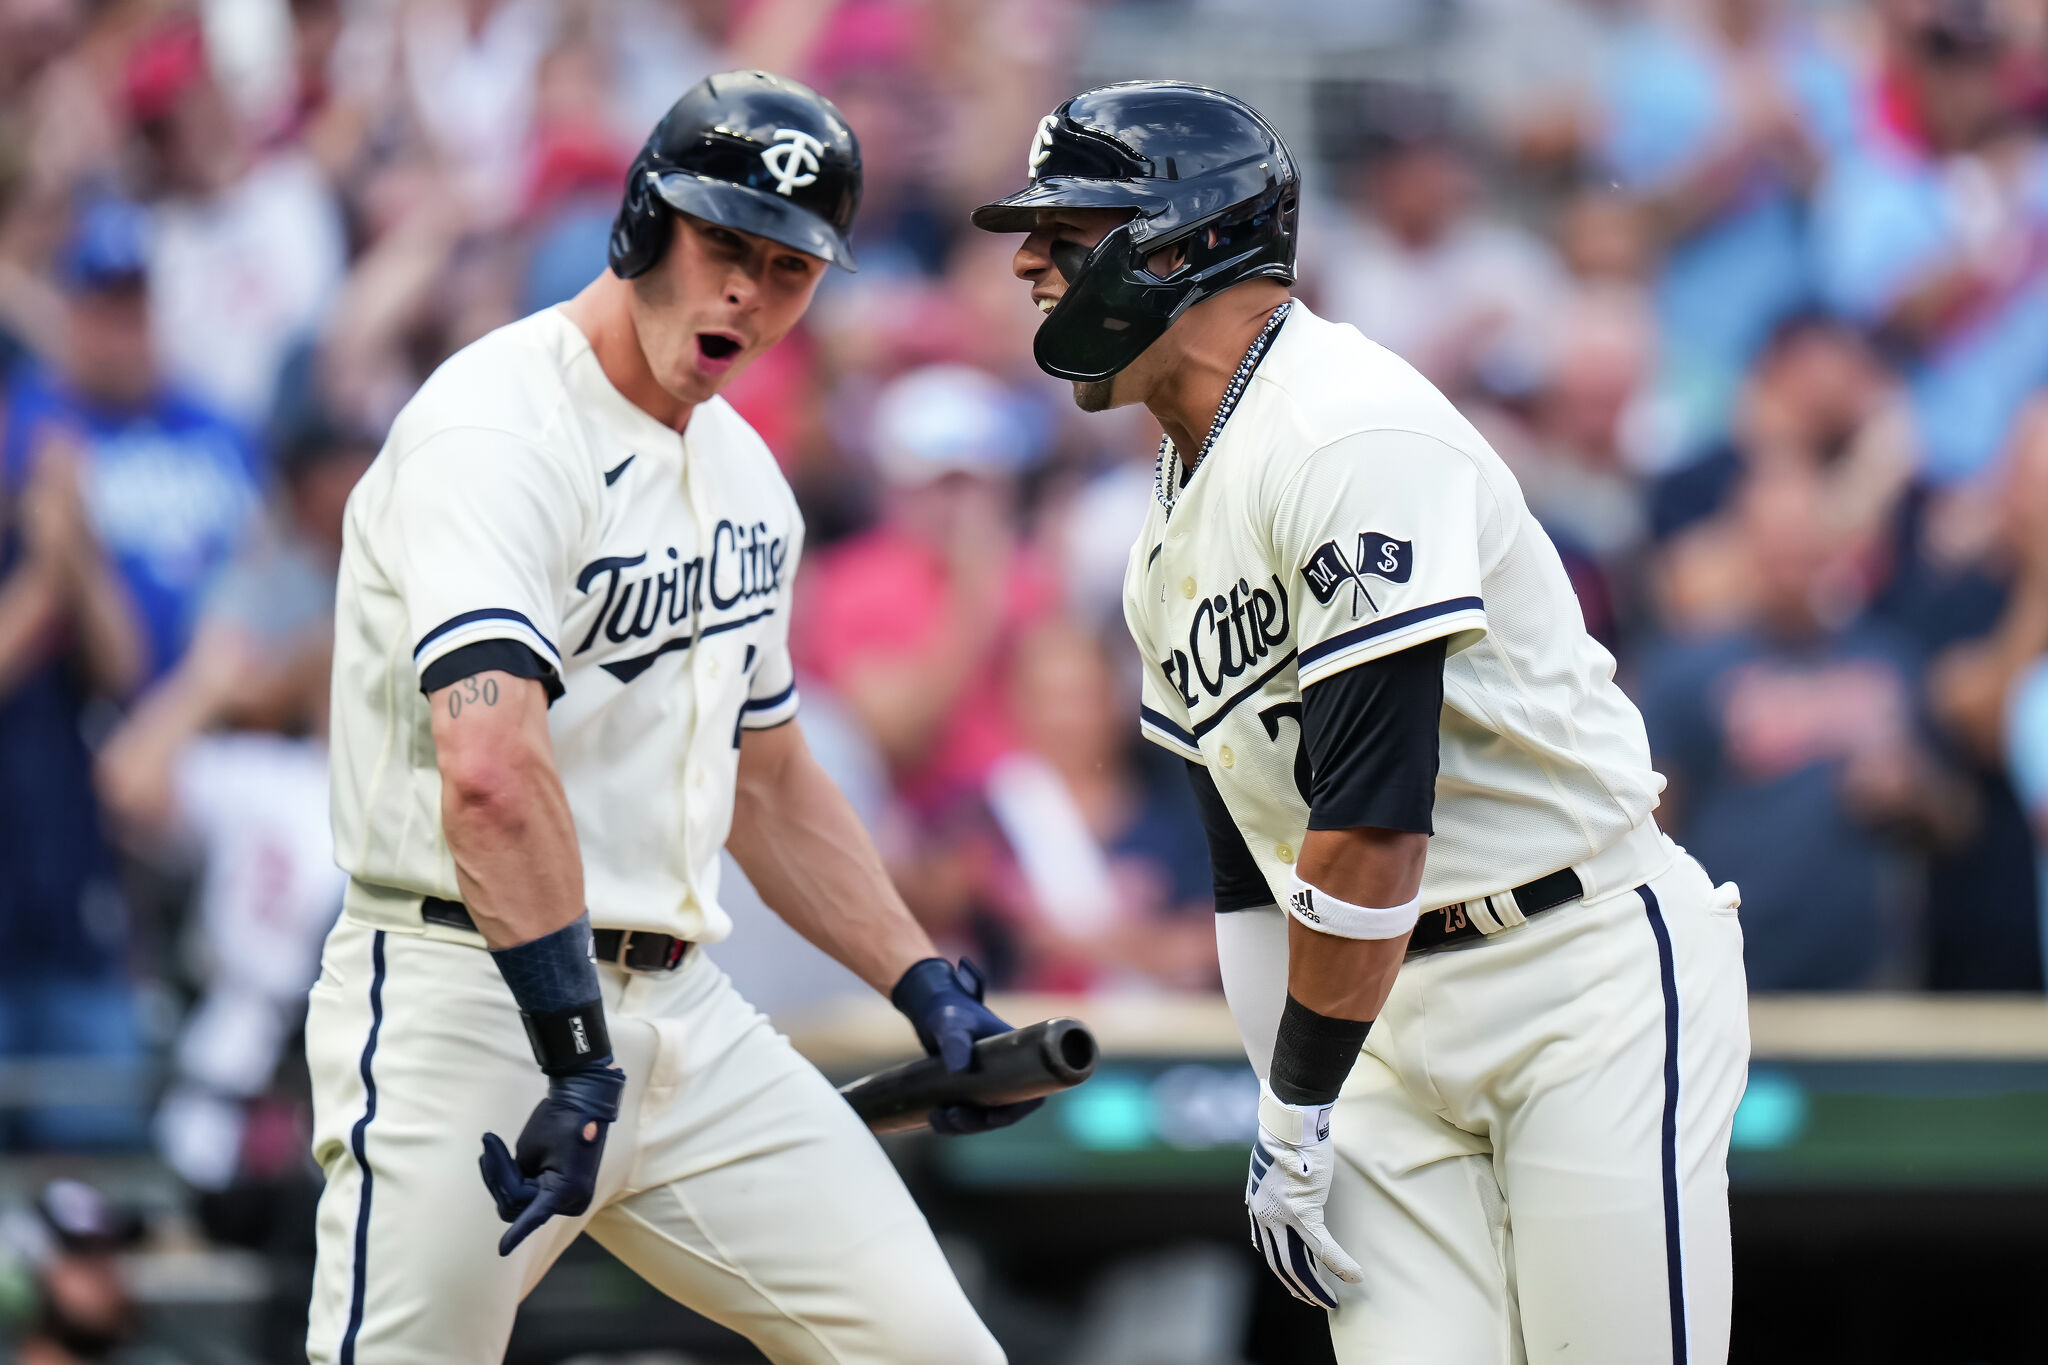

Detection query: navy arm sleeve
xmin=1184 ymin=760 xmax=1274 ymax=911
xmin=1300 ymin=636 xmax=1445 ymax=834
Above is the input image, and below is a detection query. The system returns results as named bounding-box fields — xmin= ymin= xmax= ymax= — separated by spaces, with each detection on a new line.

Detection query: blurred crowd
xmin=3 ymin=0 xmax=2048 ymax=1285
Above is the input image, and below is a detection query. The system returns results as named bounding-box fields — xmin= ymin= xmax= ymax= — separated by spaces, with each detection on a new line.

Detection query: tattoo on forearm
xmin=447 ymin=674 xmax=500 ymax=718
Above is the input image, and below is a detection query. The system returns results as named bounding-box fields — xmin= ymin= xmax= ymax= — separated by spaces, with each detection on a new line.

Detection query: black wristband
xmin=1269 ymin=994 xmax=1372 ymax=1106
xmin=490 ymin=915 xmax=613 ymax=1074
xmin=520 ymin=1003 xmax=614 ymax=1076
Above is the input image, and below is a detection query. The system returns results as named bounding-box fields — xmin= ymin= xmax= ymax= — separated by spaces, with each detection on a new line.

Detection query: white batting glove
xmin=1246 ymin=1080 xmax=1362 ymax=1309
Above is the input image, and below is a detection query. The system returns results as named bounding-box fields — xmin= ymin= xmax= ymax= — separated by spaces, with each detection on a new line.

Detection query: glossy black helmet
xmin=610 ymin=70 xmax=861 ymax=278
xmin=971 ymin=82 xmax=1299 ymax=382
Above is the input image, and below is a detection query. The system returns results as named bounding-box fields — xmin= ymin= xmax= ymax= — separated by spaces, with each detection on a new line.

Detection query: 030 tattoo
xmin=447 ymin=675 xmax=500 ymax=718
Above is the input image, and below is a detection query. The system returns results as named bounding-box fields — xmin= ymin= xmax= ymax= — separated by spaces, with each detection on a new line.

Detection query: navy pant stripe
xmin=340 ymin=930 xmax=388 ymax=1365
xmin=1641 ymin=886 xmax=1687 ymax=1365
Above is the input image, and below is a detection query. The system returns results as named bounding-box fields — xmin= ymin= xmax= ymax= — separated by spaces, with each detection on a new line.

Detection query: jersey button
xmin=1181 ymin=576 xmax=1198 ymax=599
xmin=706 ymin=659 xmax=720 ymax=679
xmin=1218 ymin=745 xmax=1234 ymax=768
xmin=1275 ymin=843 xmax=1295 ymax=864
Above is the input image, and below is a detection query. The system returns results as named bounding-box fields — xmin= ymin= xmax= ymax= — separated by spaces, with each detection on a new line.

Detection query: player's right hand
xmin=1246 ymin=1080 xmax=1361 ymax=1310
xmin=889 ymin=957 xmax=1045 ymax=1135
xmin=478 ymin=1063 xmax=625 ymax=1256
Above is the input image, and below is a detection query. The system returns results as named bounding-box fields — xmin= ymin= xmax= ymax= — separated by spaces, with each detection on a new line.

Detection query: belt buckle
xmin=614 ymin=930 xmax=686 ymax=973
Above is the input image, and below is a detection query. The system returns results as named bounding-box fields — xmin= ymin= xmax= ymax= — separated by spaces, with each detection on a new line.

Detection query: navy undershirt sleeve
xmin=1184 ymin=760 xmax=1275 ymax=911
xmin=1300 ymin=637 xmax=1446 ymax=834
xmin=420 ymin=638 xmax=564 ymax=704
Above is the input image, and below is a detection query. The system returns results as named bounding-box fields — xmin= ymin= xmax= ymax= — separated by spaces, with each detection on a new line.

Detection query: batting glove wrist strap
xmin=490 ymin=914 xmax=615 ymax=1075
xmin=1258 ymin=1084 xmax=1335 ymax=1148
xmin=544 ymin=1059 xmax=625 ymax=1122
xmin=1285 ymin=873 xmax=1421 ymax=941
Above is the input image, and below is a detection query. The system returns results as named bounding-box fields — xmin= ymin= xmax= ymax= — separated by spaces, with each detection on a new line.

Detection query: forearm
xmin=841 ymin=626 xmax=991 ymax=765
xmin=1883 ymin=259 xmax=1996 ymax=347
xmin=729 ymin=722 xmax=935 ymax=993
xmin=444 ymin=771 xmax=584 ymax=948
xmin=1286 ymin=918 xmax=1411 ymax=1022
xmin=94 ymin=668 xmax=225 ymax=832
xmin=0 ymin=564 xmax=60 ymax=699
xmin=432 ymin=674 xmax=585 ymax=948
xmin=840 ymin=663 xmax=961 ymax=765
xmin=63 ymin=547 xmax=146 ymax=696
xmin=1288 ymin=826 xmax=1424 ymax=1021
xmin=840 ymin=591 xmax=1002 ymax=765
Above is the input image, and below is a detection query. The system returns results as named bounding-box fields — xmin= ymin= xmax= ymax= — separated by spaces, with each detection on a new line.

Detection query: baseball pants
xmin=1220 ymin=831 xmax=1749 ymax=1364
xmin=304 ymin=913 xmax=1005 ymax=1365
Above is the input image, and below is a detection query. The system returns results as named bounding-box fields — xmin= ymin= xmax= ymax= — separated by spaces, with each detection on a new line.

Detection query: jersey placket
xmin=673 ymin=429 xmax=717 ymax=916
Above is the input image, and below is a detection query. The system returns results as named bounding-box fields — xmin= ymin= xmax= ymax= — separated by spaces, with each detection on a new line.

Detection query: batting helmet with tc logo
xmin=609 ymin=70 xmax=862 ymax=279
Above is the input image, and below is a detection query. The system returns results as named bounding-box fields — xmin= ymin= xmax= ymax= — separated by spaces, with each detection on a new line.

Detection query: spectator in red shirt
xmin=794 ymin=363 xmax=1052 ymax=814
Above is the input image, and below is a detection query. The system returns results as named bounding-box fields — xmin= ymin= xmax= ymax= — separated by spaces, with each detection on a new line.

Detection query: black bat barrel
xmin=839 ymin=1017 xmax=1098 ymax=1134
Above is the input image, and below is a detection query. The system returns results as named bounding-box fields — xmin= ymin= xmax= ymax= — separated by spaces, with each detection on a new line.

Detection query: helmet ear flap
xmin=608 ymin=159 xmax=672 ymax=280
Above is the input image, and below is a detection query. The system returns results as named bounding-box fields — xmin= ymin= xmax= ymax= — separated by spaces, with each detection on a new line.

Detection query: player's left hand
xmin=889 ymin=957 xmax=1044 ymax=1135
xmin=478 ymin=1064 xmax=624 ymax=1256
xmin=1246 ymin=1080 xmax=1361 ymax=1310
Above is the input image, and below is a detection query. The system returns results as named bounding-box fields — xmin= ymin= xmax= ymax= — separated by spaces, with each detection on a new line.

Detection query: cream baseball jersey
xmin=329 ymin=307 xmax=802 ymax=943
xmin=1122 ymin=303 xmax=1663 ymax=910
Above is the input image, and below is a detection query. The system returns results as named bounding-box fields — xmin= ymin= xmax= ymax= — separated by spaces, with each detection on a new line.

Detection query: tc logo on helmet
xmin=762 ymin=128 xmax=824 ymax=196
xmin=1028 ymin=114 xmax=1058 ymax=179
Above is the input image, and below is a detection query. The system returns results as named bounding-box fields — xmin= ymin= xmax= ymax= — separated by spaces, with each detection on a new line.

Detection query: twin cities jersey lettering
xmin=1122 ymin=303 xmax=1663 ymax=910
xmin=330 ymin=307 xmax=804 ymax=943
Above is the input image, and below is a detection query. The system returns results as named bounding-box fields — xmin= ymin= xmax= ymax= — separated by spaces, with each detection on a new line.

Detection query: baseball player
xmin=973 ymin=83 xmax=1751 ymax=1363
xmin=307 ymin=72 xmax=1025 ymax=1365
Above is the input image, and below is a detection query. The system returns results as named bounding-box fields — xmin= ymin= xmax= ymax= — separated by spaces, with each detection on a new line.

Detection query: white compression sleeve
xmin=1215 ymin=906 xmax=1290 ymax=1078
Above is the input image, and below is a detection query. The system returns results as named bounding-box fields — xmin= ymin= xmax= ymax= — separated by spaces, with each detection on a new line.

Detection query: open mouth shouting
xmin=695 ymin=331 xmax=744 ymax=376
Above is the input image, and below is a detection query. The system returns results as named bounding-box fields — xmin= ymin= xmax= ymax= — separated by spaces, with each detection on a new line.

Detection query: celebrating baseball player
xmin=306 ymin=72 xmax=1023 ymax=1365
xmin=974 ymin=83 xmax=1751 ymax=1363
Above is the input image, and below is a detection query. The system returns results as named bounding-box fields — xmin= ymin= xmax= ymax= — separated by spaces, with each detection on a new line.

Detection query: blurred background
xmin=3 ymin=0 xmax=2048 ymax=1360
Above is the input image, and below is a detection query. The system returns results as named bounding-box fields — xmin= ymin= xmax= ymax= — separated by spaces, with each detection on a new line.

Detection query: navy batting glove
xmin=478 ymin=1063 xmax=624 ymax=1256
xmin=889 ymin=957 xmax=1044 ymax=1135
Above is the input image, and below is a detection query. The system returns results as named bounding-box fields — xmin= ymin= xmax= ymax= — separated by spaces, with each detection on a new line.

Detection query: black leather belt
xmin=421 ymin=897 xmax=694 ymax=973
xmin=1407 ymin=866 xmax=1584 ymax=955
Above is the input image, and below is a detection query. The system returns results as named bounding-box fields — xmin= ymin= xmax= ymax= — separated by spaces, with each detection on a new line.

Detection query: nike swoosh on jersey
xmin=604 ymin=455 xmax=636 ymax=487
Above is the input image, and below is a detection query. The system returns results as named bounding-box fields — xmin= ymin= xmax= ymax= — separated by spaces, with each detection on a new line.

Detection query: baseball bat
xmin=839 ymin=1017 xmax=1098 ymax=1134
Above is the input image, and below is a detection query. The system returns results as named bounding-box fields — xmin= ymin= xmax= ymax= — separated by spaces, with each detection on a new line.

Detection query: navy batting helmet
xmin=971 ymin=82 xmax=1299 ymax=382
xmin=610 ymin=70 xmax=862 ymax=279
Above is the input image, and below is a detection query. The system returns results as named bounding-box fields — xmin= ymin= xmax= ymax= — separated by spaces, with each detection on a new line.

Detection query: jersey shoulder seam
xmin=1270 ymin=424 xmax=1507 ymax=542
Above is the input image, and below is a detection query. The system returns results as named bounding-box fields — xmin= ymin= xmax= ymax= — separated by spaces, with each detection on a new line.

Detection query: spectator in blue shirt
xmin=0 ymin=446 xmax=151 ymax=1150
xmin=1 ymin=197 xmax=263 ymax=683
xmin=0 ymin=231 xmax=158 ymax=1148
xmin=2007 ymin=658 xmax=2048 ymax=986
xmin=1594 ymin=0 xmax=1859 ymax=461
xmin=1811 ymin=1 xmax=2048 ymax=485
xmin=1642 ymin=464 xmax=1973 ymax=989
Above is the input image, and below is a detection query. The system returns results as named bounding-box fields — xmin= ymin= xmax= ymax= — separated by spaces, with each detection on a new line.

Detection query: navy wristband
xmin=1269 ymin=994 xmax=1372 ymax=1106
xmin=490 ymin=914 xmax=613 ymax=1074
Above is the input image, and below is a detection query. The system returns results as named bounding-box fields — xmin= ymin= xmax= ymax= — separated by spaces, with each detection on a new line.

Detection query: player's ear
xmin=1143 ymin=243 xmax=1189 ymax=279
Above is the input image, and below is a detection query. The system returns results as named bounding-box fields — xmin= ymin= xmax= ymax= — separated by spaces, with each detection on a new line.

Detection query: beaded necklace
xmin=1153 ymin=300 xmax=1293 ymax=517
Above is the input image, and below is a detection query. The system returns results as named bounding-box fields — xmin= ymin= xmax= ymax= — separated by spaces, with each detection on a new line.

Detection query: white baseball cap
xmin=869 ymin=364 xmax=1036 ymax=485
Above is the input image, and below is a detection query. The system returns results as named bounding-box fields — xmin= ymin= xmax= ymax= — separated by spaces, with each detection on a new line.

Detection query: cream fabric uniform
xmin=1125 ymin=304 xmax=1749 ymax=1363
xmin=1126 ymin=303 xmax=1661 ymax=909
xmin=330 ymin=306 xmax=803 ymax=945
xmin=310 ymin=308 xmax=1002 ymax=1364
